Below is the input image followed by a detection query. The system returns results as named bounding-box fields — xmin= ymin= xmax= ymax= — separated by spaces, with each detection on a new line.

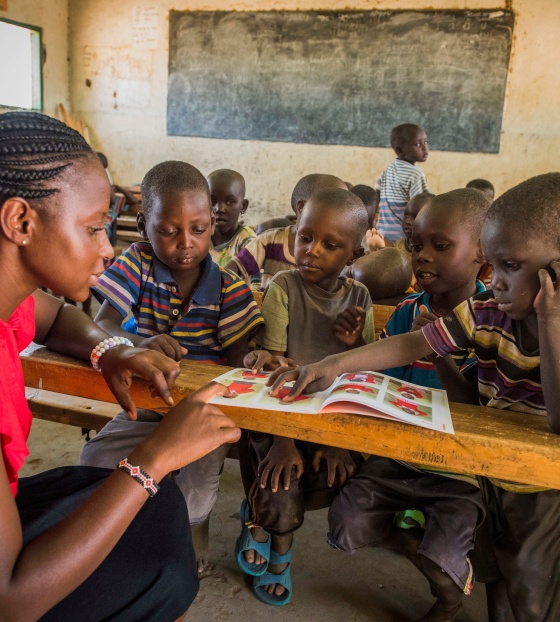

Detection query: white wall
xmin=63 ymin=0 xmax=560 ymax=221
xmin=1 ymin=0 xmax=69 ymax=117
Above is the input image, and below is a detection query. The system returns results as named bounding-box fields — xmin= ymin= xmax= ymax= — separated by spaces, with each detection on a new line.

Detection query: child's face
xmin=138 ymin=189 xmax=214 ymax=275
xmin=29 ymin=157 xmax=113 ymax=301
xmin=402 ymin=197 xmax=425 ymax=240
xmin=397 ymin=130 xmax=429 ymax=164
xmin=411 ymin=204 xmax=481 ymax=295
xmin=481 ymin=220 xmax=558 ymax=320
xmin=208 ymin=175 xmax=248 ymax=239
xmin=295 ymin=202 xmax=361 ymax=292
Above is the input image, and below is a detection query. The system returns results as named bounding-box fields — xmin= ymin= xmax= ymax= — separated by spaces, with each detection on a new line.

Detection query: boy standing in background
xmin=376 ymin=123 xmax=430 ymax=242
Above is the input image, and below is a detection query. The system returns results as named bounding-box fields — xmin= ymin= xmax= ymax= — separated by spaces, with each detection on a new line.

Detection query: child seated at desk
xmin=268 ymin=173 xmax=560 ymax=622
xmin=375 ymin=123 xmax=430 ymax=242
xmin=208 ymin=168 xmax=255 ymax=267
xmin=237 ymin=188 xmax=373 ymax=606
xmin=225 ymin=173 xmax=347 ymax=290
xmin=81 ymin=160 xmax=264 ymax=573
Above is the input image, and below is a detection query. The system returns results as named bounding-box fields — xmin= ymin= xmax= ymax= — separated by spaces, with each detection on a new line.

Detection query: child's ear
xmin=241 ymin=199 xmax=249 ymax=215
xmin=0 ymin=197 xmax=36 ymax=247
xmin=347 ymin=246 xmax=366 ymax=266
xmin=210 ymin=213 xmax=216 ymax=235
xmin=474 ymin=239 xmax=484 ymax=265
xmin=136 ymin=212 xmax=149 ymax=240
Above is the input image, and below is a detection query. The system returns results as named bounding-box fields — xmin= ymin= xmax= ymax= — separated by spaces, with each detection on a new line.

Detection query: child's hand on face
xmin=366 ymin=228 xmax=385 ymax=252
xmin=534 ymin=260 xmax=560 ymax=318
xmin=333 ymin=306 xmax=366 ymax=346
xmin=257 ymin=437 xmax=304 ymax=492
xmin=136 ymin=334 xmax=187 ymax=362
xmin=312 ymin=446 xmax=356 ymax=488
xmin=243 ymin=351 xmax=298 ymax=373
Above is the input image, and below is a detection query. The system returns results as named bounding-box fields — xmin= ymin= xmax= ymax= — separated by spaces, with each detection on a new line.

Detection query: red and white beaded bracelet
xmin=117 ymin=458 xmax=160 ymax=497
xmin=90 ymin=336 xmax=134 ymax=371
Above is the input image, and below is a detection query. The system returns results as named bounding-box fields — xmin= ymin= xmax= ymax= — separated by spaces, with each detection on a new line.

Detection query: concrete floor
xmin=22 ymin=419 xmax=488 ymax=622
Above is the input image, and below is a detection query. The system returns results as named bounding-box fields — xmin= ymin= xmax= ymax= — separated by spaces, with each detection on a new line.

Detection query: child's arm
xmin=33 ymin=290 xmax=180 ymax=418
xmin=535 ymin=261 xmax=560 ymax=433
xmin=333 ymin=306 xmax=367 ymax=347
xmin=95 ymin=301 xmax=185 ymax=362
xmin=268 ymin=330 xmax=433 ymax=401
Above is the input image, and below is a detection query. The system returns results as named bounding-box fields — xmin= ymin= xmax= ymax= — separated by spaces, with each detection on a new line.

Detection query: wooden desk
xmin=22 ymin=344 xmax=560 ymax=490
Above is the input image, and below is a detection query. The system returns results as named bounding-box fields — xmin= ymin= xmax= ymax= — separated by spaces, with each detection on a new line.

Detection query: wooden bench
xmin=22 ymin=344 xmax=560 ymax=490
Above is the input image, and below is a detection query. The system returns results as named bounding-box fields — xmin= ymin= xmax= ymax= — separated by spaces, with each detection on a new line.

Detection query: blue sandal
xmin=235 ymin=499 xmax=271 ymax=576
xmin=252 ymin=548 xmax=293 ymax=606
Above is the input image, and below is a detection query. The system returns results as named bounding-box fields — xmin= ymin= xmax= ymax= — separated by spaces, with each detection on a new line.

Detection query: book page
xmin=321 ymin=372 xmax=453 ymax=433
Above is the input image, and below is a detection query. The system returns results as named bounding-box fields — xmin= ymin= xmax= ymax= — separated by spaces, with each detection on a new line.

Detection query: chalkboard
xmin=167 ymin=10 xmax=514 ymax=153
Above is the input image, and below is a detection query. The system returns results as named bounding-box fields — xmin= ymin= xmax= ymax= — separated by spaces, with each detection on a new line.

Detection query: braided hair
xmin=0 ymin=111 xmax=93 ymax=205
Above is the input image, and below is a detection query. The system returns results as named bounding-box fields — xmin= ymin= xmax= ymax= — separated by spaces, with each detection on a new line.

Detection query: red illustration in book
xmin=227 ymin=381 xmax=256 ymax=395
xmin=346 ymin=373 xmax=377 ymax=384
xmin=388 ymin=397 xmax=429 ymax=417
xmin=241 ymin=370 xmax=268 ymax=379
xmin=396 ymin=385 xmax=426 ymax=401
xmin=273 ymin=387 xmax=310 ymax=403
xmin=333 ymin=384 xmax=377 ymax=395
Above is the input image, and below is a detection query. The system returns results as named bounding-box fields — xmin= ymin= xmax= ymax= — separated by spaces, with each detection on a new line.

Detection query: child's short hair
xmin=290 ymin=173 xmax=345 ymax=211
xmin=254 ymin=217 xmax=293 ymax=235
xmin=351 ymin=184 xmax=377 ymax=217
xmin=141 ymin=160 xmax=211 ymax=219
xmin=349 ymin=248 xmax=412 ymax=303
xmin=390 ymin=124 xmax=423 ymax=150
xmin=466 ymin=178 xmax=495 ymax=195
xmin=308 ymin=188 xmax=369 ymax=245
xmin=485 ymin=173 xmax=560 ymax=247
xmin=430 ymin=188 xmax=491 ymax=239
xmin=208 ymin=168 xmax=246 ymax=195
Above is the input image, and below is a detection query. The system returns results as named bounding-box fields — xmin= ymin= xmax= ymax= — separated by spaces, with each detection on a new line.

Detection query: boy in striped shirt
xmin=375 ymin=123 xmax=430 ymax=242
xmin=269 ymin=173 xmax=560 ymax=621
xmin=82 ymin=160 xmax=264 ymax=573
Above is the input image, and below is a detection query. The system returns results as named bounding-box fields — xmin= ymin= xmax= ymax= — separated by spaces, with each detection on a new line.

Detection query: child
xmin=225 ymin=173 xmax=347 ymax=290
xmin=208 ymin=168 xmax=255 ymax=267
xmin=237 ymin=188 xmax=374 ymax=606
xmin=269 ymin=173 xmax=560 ymax=622
xmin=81 ymin=160 xmax=263 ymax=573
xmin=466 ymin=178 xmax=495 ymax=201
xmin=375 ymin=123 xmax=430 ymax=242
xmin=351 ymin=183 xmax=378 ymax=228
xmin=393 ymin=192 xmax=435 ymax=260
xmin=0 ymin=111 xmax=240 ymax=620
xmin=345 ymin=247 xmax=412 ymax=305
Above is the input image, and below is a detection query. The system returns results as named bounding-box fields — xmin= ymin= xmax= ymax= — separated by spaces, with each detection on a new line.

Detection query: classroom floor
xmin=22 ymin=420 xmax=489 ymax=622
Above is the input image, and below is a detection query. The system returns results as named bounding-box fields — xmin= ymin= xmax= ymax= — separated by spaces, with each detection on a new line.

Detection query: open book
xmin=210 ymin=368 xmax=454 ymax=434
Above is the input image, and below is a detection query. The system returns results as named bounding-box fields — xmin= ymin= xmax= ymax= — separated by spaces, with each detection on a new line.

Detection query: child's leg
xmin=481 ymin=480 xmax=560 ymax=621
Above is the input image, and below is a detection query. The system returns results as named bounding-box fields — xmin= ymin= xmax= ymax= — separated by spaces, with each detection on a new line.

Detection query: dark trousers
xmin=17 ymin=466 xmax=198 ymax=622
xmin=327 ymin=456 xmax=485 ymax=592
xmin=239 ymin=430 xmax=363 ymax=535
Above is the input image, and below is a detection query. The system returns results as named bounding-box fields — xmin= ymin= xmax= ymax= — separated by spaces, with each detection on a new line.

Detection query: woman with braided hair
xmin=0 ymin=111 xmax=240 ymax=621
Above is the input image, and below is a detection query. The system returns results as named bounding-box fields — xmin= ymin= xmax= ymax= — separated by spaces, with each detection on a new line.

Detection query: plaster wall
xmin=1 ymin=0 xmax=69 ymax=117
xmin=64 ymin=0 xmax=560 ymax=221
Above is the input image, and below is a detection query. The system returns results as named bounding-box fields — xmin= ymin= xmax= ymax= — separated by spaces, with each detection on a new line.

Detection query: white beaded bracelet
xmin=90 ymin=336 xmax=134 ymax=371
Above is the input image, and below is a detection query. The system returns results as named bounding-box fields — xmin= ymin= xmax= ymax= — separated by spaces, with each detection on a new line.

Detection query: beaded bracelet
xmin=90 ymin=336 xmax=134 ymax=371
xmin=117 ymin=458 xmax=160 ymax=497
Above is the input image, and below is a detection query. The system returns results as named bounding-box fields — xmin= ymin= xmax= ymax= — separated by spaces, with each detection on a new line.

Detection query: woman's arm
xmin=0 ymin=383 xmax=240 ymax=621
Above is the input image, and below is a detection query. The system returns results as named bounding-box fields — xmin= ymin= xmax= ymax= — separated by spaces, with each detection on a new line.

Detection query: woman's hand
xmin=99 ymin=346 xmax=182 ymax=419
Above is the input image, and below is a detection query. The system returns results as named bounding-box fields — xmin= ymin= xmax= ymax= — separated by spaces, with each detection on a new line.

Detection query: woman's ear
xmin=0 ymin=197 xmax=36 ymax=246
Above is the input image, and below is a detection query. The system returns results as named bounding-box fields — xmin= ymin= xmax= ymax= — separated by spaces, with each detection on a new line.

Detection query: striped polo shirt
xmin=380 ymin=281 xmax=485 ymax=389
xmin=93 ymin=242 xmax=264 ymax=364
xmin=375 ymin=159 xmax=429 ymax=241
xmin=232 ymin=226 xmax=296 ymax=291
xmin=422 ymin=290 xmax=547 ymax=491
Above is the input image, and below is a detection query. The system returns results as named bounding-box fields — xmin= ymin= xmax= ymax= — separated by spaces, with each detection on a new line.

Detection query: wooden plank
xmin=373 ymin=304 xmax=395 ymax=340
xmin=20 ymin=344 xmax=560 ymax=489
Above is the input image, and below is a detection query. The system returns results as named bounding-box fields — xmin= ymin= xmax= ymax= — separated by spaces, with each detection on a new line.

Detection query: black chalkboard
xmin=167 ymin=10 xmax=514 ymax=153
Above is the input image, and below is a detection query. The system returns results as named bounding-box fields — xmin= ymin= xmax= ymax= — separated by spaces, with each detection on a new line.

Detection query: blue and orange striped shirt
xmin=93 ymin=242 xmax=263 ymax=364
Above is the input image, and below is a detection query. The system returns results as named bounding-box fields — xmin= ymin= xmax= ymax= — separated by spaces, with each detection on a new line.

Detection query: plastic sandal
xmin=235 ymin=499 xmax=271 ymax=576
xmin=252 ymin=547 xmax=293 ymax=606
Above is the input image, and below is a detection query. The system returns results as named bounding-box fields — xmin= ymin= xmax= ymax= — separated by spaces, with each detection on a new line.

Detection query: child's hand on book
xmin=243 ymin=350 xmax=298 ymax=373
xmin=257 ymin=437 xmax=304 ymax=492
xmin=312 ymin=446 xmax=357 ymax=487
xmin=136 ymin=334 xmax=187 ymax=362
xmin=333 ymin=306 xmax=366 ymax=346
xmin=267 ymin=359 xmax=339 ymax=402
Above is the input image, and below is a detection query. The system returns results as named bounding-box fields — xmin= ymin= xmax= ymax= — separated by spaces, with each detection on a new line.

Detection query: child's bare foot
xmin=191 ymin=518 xmax=210 ymax=575
xmin=258 ymin=533 xmax=293 ymax=597
xmin=243 ymin=526 xmax=269 ymax=567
